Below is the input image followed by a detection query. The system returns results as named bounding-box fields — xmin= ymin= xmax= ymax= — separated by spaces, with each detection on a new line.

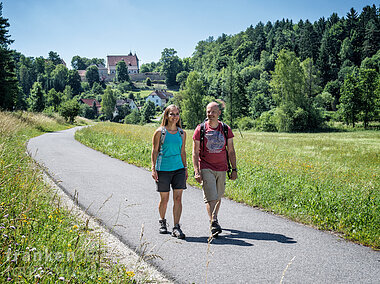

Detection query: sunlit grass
xmin=76 ymin=122 xmax=380 ymax=249
xmin=0 ymin=112 xmax=136 ymax=282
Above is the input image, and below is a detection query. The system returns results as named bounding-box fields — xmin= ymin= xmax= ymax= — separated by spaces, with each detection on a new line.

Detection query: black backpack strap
xmin=200 ymin=119 xmax=207 ymax=157
xmin=222 ymin=122 xmax=232 ymax=176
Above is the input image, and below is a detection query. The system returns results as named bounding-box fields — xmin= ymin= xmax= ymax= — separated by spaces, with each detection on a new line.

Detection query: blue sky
xmin=2 ymin=0 xmax=378 ymax=67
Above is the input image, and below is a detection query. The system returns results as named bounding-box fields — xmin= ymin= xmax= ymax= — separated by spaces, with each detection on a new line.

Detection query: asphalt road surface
xmin=27 ymin=127 xmax=379 ymax=283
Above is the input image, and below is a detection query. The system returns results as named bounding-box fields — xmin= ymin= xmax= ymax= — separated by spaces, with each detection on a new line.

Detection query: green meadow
xmin=0 ymin=112 xmax=136 ymax=282
xmin=76 ymin=122 xmax=380 ymax=249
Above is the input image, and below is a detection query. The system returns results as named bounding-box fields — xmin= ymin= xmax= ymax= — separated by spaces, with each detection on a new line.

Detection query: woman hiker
xmin=151 ymin=104 xmax=187 ymax=239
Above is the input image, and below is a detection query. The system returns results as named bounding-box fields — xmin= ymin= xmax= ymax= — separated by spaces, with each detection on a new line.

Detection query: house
xmin=107 ymin=53 xmax=139 ymax=75
xmin=79 ymin=98 xmax=101 ymax=114
xmin=145 ymin=90 xmax=174 ymax=108
xmin=77 ymin=70 xmax=86 ymax=82
xmin=113 ymin=99 xmax=138 ymax=120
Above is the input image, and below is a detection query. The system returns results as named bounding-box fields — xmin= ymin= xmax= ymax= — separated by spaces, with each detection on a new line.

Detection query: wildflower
xmin=35 ymin=274 xmax=41 ymax=279
xmin=126 ymin=271 xmax=135 ymax=277
xmin=59 ymin=277 xmax=65 ymax=281
xmin=68 ymin=244 xmax=71 ymax=247
xmin=48 ymin=215 xmax=53 ymax=219
xmin=73 ymin=225 xmax=78 ymax=229
xmin=10 ymin=226 xmax=15 ymax=230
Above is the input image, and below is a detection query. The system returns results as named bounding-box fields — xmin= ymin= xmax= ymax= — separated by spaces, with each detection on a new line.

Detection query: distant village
xmin=77 ymin=53 xmax=173 ymax=120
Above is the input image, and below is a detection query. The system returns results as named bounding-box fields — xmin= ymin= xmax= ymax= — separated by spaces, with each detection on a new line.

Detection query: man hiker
xmin=192 ymin=102 xmax=237 ymax=237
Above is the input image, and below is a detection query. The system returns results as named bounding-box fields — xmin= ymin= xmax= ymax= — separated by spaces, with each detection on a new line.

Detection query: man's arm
xmin=227 ymin=138 xmax=237 ymax=180
xmin=192 ymin=139 xmax=202 ymax=183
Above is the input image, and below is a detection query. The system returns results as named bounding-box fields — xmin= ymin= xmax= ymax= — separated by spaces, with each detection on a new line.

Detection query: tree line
xmin=1 ymin=3 xmax=379 ymax=131
xmin=144 ymin=5 xmax=380 ymax=131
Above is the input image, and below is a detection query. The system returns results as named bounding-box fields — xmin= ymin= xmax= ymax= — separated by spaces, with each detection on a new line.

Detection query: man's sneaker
xmin=172 ymin=224 xmax=185 ymax=239
xmin=159 ymin=219 xmax=168 ymax=234
xmin=210 ymin=220 xmax=222 ymax=236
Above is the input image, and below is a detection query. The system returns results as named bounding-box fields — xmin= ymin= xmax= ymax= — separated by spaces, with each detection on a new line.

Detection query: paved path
xmin=27 ymin=127 xmax=379 ymax=284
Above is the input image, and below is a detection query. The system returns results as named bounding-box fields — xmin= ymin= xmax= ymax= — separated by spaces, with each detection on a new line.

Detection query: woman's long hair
xmin=161 ymin=104 xmax=182 ymax=128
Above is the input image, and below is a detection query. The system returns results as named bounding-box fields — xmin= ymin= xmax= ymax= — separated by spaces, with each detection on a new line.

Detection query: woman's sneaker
xmin=172 ymin=224 xmax=185 ymax=239
xmin=159 ymin=219 xmax=168 ymax=234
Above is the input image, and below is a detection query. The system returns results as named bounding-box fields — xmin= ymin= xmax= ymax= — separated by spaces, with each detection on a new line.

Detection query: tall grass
xmin=0 ymin=112 xmax=136 ymax=282
xmin=76 ymin=122 xmax=380 ymax=249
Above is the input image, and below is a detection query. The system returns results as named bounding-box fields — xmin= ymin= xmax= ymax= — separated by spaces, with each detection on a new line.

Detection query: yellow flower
xmin=68 ymin=244 xmax=71 ymax=247
xmin=73 ymin=225 xmax=78 ymax=229
xmin=48 ymin=215 xmax=53 ymax=219
xmin=126 ymin=271 xmax=135 ymax=277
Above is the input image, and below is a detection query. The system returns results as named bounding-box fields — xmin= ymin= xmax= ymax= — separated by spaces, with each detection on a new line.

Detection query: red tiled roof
xmin=107 ymin=55 xmax=138 ymax=67
xmin=149 ymin=90 xmax=173 ymax=100
xmin=79 ymin=98 xmax=101 ymax=107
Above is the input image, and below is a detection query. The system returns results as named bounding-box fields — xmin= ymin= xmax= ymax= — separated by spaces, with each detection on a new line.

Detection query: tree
xmin=146 ymin=77 xmax=152 ymax=86
xmin=71 ymin=55 xmax=87 ymax=70
xmin=159 ymin=48 xmax=183 ymax=87
xmin=46 ymin=88 xmax=61 ymax=111
xmin=223 ymin=64 xmax=249 ymax=127
xmin=359 ymin=68 xmax=378 ymax=128
xmin=339 ymin=70 xmax=361 ymax=127
xmin=181 ymin=71 xmax=205 ymax=128
xmin=48 ymin=51 xmax=62 ymax=65
xmin=101 ymin=86 xmax=116 ymax=120
xmin=271 ymin=49 xmax=322 ymax=131
xmin=271 ymin=49 xmax=306 ymax=109
xmin=0 ymin=3 xmax=18 ymax=110
xmin=124 ymin=109 xmax=140 ymax=124
xmin=85 ymin=65 xmax=99 ymax=88
xmin=67 ymin=69 xmax=82 ymax=95
xmin=176 ymin=71 xmax=189 ymax=89
xmin=59 ymin=99 xmax=80 ymax=123
xmin=28 ymin=82 xmax=45 ymax=112
xmin=116 ymin=60 xmax=130 ymax=83
xmin=140 ymin=100 xmax=156 ymax=123
xmin=51 ymin=64 xmax=68 ymax=92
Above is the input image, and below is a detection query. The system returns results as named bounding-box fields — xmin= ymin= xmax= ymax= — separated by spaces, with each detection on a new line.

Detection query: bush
xmin=255 ymin=110 xmax=277 ymax=132
xmin=59 ymin=99 xmax=80 ymax=123
xmin=237 ymin=116 xmax=255 ymax=130
xmin=124 ymin=109 xmax=140 ymax=124
xmin=79 ymin=104 xmax=95 ymax=119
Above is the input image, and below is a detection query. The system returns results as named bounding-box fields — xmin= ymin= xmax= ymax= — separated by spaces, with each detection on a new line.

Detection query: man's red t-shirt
xmin=193 ymin=121 xmax=234 ymax=171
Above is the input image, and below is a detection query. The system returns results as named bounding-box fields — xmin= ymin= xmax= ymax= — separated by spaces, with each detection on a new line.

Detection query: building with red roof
xmin=107 ymin=52 xmax=139 ymax=75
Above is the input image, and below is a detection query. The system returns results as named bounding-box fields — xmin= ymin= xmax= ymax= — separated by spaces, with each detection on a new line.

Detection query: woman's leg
xmin=172 ymin=189 xmax=183 ymax=225
xmin=159 ymin=192 xmax=170 ymax=219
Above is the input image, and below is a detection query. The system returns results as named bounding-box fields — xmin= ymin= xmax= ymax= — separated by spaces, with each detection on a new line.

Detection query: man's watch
xmin=231 ymin=168 xmax=238 ymax=172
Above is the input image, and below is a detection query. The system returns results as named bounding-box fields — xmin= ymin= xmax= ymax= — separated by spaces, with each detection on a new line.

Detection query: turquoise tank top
xmin=156 ymin=131 xmax=184 ymax=171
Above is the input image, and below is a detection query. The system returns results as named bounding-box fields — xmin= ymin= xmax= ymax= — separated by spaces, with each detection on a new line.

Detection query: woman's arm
xmin=151 ymin=128 xmax=161 ymax=181
xmin=180 ymin=131 xmax=188 ymax=179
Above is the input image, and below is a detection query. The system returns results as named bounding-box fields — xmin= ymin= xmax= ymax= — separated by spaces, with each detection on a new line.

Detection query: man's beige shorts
xmin=201 ymin=169 xmax=226 ymax=203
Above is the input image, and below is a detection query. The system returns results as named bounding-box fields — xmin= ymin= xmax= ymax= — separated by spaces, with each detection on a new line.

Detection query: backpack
xmin=158 ymin=126 xmax=185 ymax=155
xmin=199 ymin=119 xmax=232 ymax=177
xmin=156 ymin=126 xmax=185 ymax=171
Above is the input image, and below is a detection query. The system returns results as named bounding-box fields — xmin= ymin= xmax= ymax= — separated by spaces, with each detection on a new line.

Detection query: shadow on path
xmin=185 ymin=228 xmax=297 ymax=246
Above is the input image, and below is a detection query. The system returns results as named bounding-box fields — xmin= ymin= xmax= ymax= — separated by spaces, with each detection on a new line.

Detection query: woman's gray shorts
xmin=156 ymin=168 xmax=187 ymax=192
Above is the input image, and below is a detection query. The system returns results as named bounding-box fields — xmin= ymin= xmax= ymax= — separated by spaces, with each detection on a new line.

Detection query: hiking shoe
xmin=159 ymin=219 xmax=168 ymax=234
xmin=172 ymin=224 xmax=185 ymax=239
xmin=210 ymin=220 xmax=222 ymax=236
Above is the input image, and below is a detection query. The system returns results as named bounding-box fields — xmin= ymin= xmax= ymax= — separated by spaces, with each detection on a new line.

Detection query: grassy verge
xmin=0 ymin=112 xmax=136 ymax=282
xmin=75 ymin=122 xmax=380 ymax=249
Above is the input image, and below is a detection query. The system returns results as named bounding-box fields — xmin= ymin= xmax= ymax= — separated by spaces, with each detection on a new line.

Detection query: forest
xmin=1 ymin=3 xmax=379 ymax=132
